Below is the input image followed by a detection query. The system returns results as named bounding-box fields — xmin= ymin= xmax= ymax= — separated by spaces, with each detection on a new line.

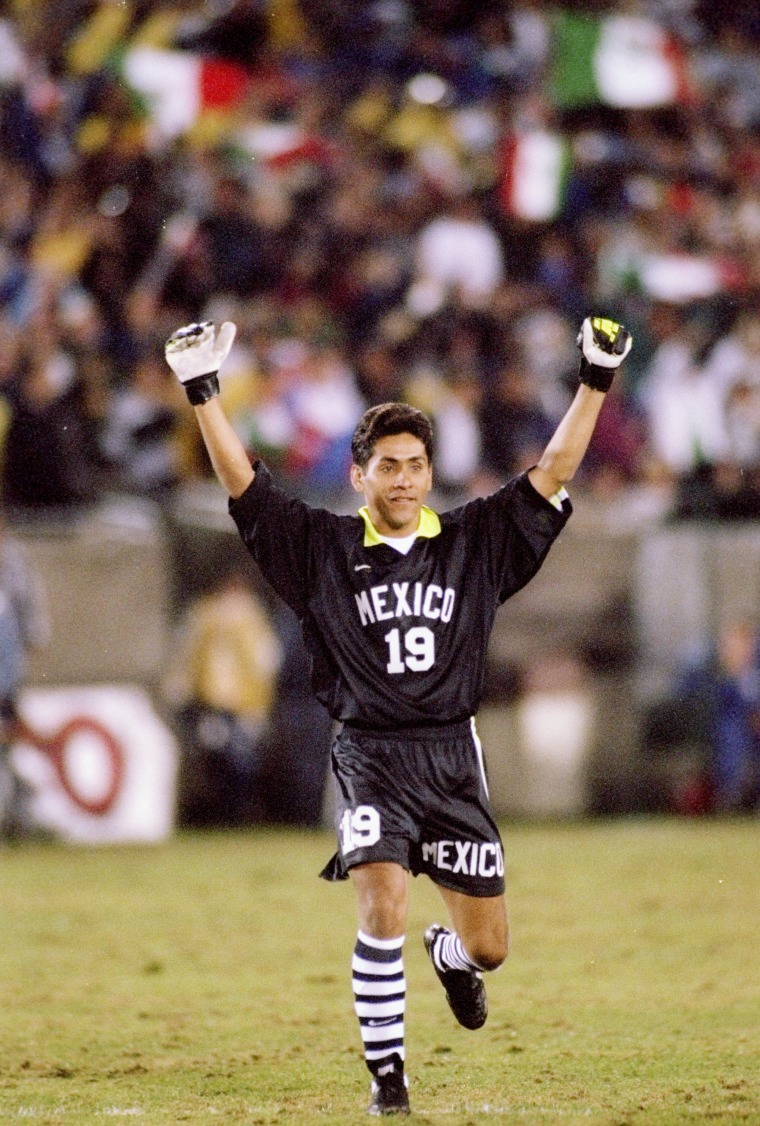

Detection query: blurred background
xmin=1 ymin=0 xmax=760 ymax=843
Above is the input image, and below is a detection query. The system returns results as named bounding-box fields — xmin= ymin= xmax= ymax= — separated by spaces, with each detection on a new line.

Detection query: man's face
xmin=350 ymin=432 xmax=433 ymax=537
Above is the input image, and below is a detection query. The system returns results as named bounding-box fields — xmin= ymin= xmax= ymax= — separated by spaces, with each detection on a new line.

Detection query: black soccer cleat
xmin=424 ymin=924 xmax=488 ymax=1031
xmin=367 ymin=1068 xmax=410 ymax=1116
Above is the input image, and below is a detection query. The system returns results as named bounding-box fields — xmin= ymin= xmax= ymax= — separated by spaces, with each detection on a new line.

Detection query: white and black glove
xmin=165 ymin=321 xmax=236 ymax=405
xmin=576 ymin=316 xmax=632 ymax=393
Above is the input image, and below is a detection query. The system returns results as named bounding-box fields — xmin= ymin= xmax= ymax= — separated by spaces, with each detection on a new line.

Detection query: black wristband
xmin=578 ymin=357 xmax=615 ymax=393
xmin=183 ymin=371 xmax=220 ymax=405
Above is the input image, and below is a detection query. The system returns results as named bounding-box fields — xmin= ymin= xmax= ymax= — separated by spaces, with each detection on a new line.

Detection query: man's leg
xmin=425 ymin=888 xmax=508 ymax=1029
xmin=438 ymin=886 xmax=508 ymax=969
xmin=350 ymin=862 xmax=410 ymax=1115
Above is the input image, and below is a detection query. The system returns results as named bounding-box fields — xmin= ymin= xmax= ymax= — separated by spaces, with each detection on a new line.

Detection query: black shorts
xmin=319 ymin=719 xmax=505 ymax=898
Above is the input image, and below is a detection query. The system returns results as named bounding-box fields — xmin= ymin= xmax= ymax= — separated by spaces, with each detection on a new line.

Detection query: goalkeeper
xmin=166 ymin=315 xmax=632 ymax=1117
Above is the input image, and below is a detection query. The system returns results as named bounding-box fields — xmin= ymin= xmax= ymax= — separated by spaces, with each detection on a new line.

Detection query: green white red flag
xmin=550 ymin=12 xmax=691 ymax=109
xmin=499 ymin=129 xmax=571 ymax=223
xmin=120 ymin=47 xmax=252 ymax=140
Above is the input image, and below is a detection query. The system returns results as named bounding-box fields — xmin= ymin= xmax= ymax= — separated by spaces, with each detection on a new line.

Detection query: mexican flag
xmin=120 ymin=47 xmax=252 ymax=139
xmin=499 ymin=129 xmax=571 ymax=223
xmin=550 ymin=12 xmax=690 ymax=109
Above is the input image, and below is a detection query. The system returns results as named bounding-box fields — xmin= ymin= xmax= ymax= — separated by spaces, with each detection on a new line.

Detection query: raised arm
xmin=194 ymin=396 xmax=255 ymax=499
xmin=165 ymin=321 xmax=254 ymax=499
xmin=528 ymin=316 xmax=632 ymax=500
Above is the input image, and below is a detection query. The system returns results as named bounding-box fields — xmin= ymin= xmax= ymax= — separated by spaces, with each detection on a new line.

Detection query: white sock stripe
xmin=431 ymin=929 xmax=449 ymax=971
xmin=442 ymin=932 xmax=464 ymax=970
xmin=355 ymin=999 xmax=406 ymax=1018
xmin=438 ymin=931 xmax=481 ymax=973
xmin=357 ymin=931 xmax=405 ymax=951
xmin=431 ymin=928 xmax=481 ymax=973
xmin=353 ymin=932 xmax=407 ymax=1070
xmin=352 ymin=955 xmax=404 ymax=976
xmin=353 ymin=976 xmax=406 ymax=996
xmin=361 ymin=1022 xmax=405 ymax=1043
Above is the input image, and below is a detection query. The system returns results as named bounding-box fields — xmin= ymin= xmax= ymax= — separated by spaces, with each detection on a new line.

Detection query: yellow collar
xmin=358 ymin=504 xmax=441 ymax=547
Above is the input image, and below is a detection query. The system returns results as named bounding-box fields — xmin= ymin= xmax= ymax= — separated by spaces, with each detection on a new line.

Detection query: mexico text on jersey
xmin=229 ymin=462 xmax=571 ymax=730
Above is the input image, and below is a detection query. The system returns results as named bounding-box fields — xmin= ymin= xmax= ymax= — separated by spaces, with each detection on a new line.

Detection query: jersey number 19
xmin=384 ymin=626 xmax=435 ymax=673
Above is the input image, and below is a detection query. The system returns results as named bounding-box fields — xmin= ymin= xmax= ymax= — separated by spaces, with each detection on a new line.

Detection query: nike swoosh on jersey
xmin=354 ymin=564 xmax=371 ymax=571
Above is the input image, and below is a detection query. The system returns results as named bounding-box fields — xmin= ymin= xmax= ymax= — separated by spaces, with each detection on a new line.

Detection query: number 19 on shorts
xmin=384 ymin=626 xmax=435 ymax=673
xmin=340 ymin=805 xmax=381 ymax=854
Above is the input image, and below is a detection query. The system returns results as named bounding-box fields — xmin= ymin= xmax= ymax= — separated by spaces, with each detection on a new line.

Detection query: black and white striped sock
xmin=352 ymin=931 xmax=405 ymax=1075
xmin=431 ymin=927 xmax=482 ymax=973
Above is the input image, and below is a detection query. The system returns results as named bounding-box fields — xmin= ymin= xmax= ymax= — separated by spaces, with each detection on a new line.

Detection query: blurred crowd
xmin=1 ymin=0 xmax=760 ymax=519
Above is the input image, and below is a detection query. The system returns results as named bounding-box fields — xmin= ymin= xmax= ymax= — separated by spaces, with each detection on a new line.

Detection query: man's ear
xmin=349 ymin=463 xmax=364 ymax=494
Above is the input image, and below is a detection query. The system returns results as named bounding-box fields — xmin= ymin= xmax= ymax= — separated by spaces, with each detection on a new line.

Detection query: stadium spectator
xmin=1 ymin=299 xmax=102 ymax=514
xmin=709 ymin=621 xmax=760 ymax=810
xmin=162 ymin=568 xmax=282 ymax=827
xmin=100 ymin=345 xmax=185 ymax=502
xmin=479 ymin=361 xmax=555 ymax=484
xmin=659 ymin=621 xmax=760 ymax=813
xmin=410 ymin=193 xmax=506 ymax=315
xmin=0 ymin=0 xmax=759 ymax=521
xmin=263 ymin=600 xmax=333 ymax=828
xmin=637 ymin=305 xmax=727 ymax=516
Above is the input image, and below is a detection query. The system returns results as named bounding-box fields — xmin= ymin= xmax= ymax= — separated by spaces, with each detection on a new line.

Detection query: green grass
xmin=1 ymin=820 xmax=759 ymax=1124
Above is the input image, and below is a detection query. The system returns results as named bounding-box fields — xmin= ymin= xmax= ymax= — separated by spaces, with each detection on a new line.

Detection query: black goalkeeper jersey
xmin=229 ymin=463 xmax=571 ymax=730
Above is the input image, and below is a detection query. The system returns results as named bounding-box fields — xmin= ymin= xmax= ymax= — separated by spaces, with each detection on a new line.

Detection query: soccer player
xmin=166 ymin=315 xmax=632 ymax=1116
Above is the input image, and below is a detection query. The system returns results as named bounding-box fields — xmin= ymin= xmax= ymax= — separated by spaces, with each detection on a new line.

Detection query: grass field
xmin=1 ymin=819 xmax=759 ymax=1124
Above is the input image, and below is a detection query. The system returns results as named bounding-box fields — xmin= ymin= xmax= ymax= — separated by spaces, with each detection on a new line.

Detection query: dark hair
xmin=351 ymin=402 xmax=434 ymax=468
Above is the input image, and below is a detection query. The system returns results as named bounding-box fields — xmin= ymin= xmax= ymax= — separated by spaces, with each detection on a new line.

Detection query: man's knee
xmin=464 ymin=916 xmax=509 ymax=971
xmin=442 ymin=886 xmax=509 ymax=971
xmin=361 ymin=895 xmax=406 ymax=938
xmin=469 ymin=935 xmax=508 ymax=973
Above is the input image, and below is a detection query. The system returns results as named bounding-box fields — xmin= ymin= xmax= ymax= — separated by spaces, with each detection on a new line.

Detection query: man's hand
xmin=577 ymin=316 xmax=632 ymax=392
xmin=165 ymin=321 xmax=237 ymax=405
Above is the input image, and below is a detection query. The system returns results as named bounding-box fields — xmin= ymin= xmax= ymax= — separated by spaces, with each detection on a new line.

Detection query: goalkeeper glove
xmin=165 ymin=321 xmax=237 ymax=405
xmin=576 ymin=316 xmax=632 ymax=393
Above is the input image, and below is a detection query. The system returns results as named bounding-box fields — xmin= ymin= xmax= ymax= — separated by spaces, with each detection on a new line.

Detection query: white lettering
xmin=384 ymin=628 xmax=405 ymax=674
xmin=479 ymin=846 xmax=495 ymax=878
xmin=357 ymin=582 xmax=457 ymax=630
xmin=422 ymin=584 xmax=443 ymax=619
xmin=452 ymin=840 xmax=472 ymax=874
xmin=392 ymin=582 xmax=412 ymax=618
xmin=422 ymin=839 xmax=504 ymax=880
xmin=404 ymin=626 xmax=435 ymax=671
xmin=371 ymin=585 xmax=394 ymax=622
xmin=340 ymin=805 xmax=382 ymax=854
xmin=355 ymin=590 xmax=375 ymax=626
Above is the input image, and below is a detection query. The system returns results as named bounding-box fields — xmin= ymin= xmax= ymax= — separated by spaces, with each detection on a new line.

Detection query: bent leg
xmin=436 ymin=886 xmax=508 ymax=971
xmin=423 ymin=887 xmax=507 ymax=1031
